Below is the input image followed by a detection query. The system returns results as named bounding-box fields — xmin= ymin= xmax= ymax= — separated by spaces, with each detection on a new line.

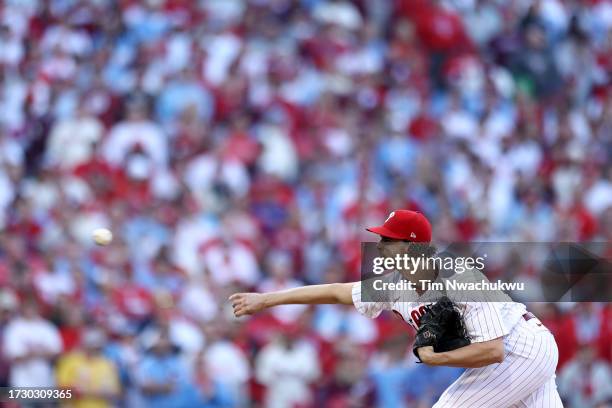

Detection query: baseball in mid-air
xmin=92 ymin=228 xmax=113 ymax=246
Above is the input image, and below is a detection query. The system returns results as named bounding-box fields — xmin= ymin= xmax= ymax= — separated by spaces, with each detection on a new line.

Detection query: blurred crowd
xmin=0 ymin=0 xmax=611 ymax=407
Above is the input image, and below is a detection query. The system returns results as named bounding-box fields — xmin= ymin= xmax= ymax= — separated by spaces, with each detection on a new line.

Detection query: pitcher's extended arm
xmin=229 ymin=282 xmax=355 ymax=317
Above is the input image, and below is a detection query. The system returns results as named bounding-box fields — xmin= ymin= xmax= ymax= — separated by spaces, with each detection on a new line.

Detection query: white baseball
xmin=92 ymin=228 xmax=113 ymax=246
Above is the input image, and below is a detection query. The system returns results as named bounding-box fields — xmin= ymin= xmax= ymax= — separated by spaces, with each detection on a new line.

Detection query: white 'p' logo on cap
xmin=385 ymin=212 xmax=395 ymax=223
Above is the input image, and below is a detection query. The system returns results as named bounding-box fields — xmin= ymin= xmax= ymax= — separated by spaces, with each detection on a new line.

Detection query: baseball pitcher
xmin=230 ymin=210 xmax=564 ymax=407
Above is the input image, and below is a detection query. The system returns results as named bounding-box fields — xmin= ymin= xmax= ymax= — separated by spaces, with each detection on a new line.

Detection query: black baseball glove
xmin=413 ymin=296 xmax=471 ymax=361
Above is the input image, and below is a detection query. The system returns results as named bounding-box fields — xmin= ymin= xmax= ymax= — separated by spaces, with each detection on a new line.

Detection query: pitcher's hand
xmin=229 ymin=293 xmax=267 ymax=317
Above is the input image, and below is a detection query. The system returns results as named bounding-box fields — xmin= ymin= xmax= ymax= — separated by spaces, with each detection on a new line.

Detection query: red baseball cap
xmin=367 ymin=210 xmax=432 ymax=242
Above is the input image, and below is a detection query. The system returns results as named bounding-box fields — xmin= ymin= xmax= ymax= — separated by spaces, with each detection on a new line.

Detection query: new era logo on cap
xmin=366 ymin=210 xmax=432 ymax=242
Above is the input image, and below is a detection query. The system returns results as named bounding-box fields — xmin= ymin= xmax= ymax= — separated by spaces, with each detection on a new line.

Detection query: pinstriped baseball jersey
xmin=351 ymin=280 xmax=564 ymax=407
xmin=351 ymin=281 xmax=526 ymax=342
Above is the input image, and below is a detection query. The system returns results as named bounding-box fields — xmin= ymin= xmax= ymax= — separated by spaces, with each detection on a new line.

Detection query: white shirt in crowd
xmin=2 ymin=316 xmax=62 ymax=387
xmin=200 ymin=241 xmax=260 ymax=287
xmin=179 ymin=281 xmax=218 ymax=323
xmin=558 ymin=356 xmax=612 ymax=407
xmin=45 ymin=115 xmax=104 ymax=169
xmin=255 ymin=338 xmax=320 ymax=408
xmin=103 ymin=120 xmax=168 ymax=168
xmin=184 ymin=153 xmax=250 ymax=200
xmin=204 ymin=340 xmax=250 ymax=389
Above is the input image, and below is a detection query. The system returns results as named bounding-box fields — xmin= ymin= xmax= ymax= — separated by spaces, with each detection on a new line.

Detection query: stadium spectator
xmin=558 ymin=343 xmax=612 ymax=407
xmin=255 ymin=330 xmax=321 ymax=408
xmin=367 ymin=336 xmax=414 ymax=408
xmin=2 ymin=298 xmax=62 ymax=388
xmin=102 ymin=97 xmax=168 ymax=171
xmin=134 ymin=329 xmax=196 ymax=408
xmin=0 ymin=289 xmax=17 ymax=387
xmin=55 ymin=327 xmax=121 ymax=408
xmin=45 ymin=103 xmax=104 ymax=170
xmin=200 ymin=320 xmax=250 ymax=406
xmin=367 ymin=335 xmax=464 ymax=407
xmin=191 ymin=349 xmax=236 ymax=407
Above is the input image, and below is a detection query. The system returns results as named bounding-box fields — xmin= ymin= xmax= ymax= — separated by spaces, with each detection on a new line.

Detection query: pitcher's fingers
xmin=230 ymin=298 xmax=244 ymax=308
xmin=228 ymin=293 xmax=243 ymax=301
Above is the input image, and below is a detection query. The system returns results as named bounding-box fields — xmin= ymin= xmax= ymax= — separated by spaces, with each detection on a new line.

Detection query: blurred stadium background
xmin=0 ymin=0 xmax=611 ymax=407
